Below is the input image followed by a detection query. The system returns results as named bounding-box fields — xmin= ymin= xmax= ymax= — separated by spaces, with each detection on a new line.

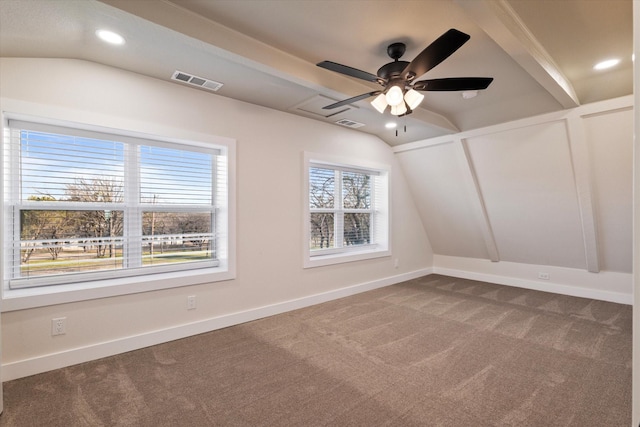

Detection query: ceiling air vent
xmin=335 ymin=118 xmax=365 ymax=129
xmin=171 ymin=70 xmax=223 ymax=92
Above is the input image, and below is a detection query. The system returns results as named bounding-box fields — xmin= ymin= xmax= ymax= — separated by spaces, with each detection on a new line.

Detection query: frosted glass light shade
xmin=371 ymin=93 xmax=388 ymax=113
xmin=390 ymin=102 xmax=407 ymax=116
xmin=385 ymin=85 xmax=404 ymax=106
xmin=404 ymin=89 xmax=424 ymax=110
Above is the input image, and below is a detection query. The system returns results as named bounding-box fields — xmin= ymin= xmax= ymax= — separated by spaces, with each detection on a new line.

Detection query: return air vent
xmin=171 ymin=70 xmax=223 ymax=92
xmin=335 ymin=118 xmax=365 ymax=128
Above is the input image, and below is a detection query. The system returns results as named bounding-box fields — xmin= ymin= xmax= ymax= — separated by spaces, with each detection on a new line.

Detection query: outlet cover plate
xmin=52 ymin=317 xmax=66 ymax=336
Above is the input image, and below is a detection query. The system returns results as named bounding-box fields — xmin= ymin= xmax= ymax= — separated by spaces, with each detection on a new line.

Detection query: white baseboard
xmin=2 ymin=268 xmax=433 ymax=381
xmin=433 ymin=261 xmax=632 ymax=305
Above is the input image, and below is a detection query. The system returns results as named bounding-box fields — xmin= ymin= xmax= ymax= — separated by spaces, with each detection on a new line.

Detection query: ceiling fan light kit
xmin=390 ymin=103 xmax=407 ymax=116
xmin=385 ymin=85 xmax=404 ymax=106
xmin=404 ymin=89 xmax=425 ymax=110
xmin=371 ymin=93 xmax=388 ymax=114
xmin=317 ymin=28 xmax=494 ymax=117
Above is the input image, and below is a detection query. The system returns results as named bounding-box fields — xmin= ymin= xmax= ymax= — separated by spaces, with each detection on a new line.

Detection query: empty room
xmin=0 ymin=0 xmax=638 ymax=425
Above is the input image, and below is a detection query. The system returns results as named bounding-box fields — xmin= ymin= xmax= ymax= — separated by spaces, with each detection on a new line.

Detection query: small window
xmin=304 ymin=153 xmax=390 ymax=268
xmin=3 ymin=119 xmax=232 ymax=292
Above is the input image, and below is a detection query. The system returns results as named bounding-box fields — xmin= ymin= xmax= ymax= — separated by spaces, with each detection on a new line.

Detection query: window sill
xmin=304 ymin=248 xmax=390 ymax=269
xmin=2 ymin=266 xmax=234 ymax=312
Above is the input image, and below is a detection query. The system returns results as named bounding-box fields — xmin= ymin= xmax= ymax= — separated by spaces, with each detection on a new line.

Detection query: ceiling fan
xmin=317 ymin=28 xmax=493 ymax=116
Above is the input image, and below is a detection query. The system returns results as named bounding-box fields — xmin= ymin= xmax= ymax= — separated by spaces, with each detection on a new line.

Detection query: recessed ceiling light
xmin=96 ymin=29 xmax=125 ymax=45
xmin=385 ymin=122 xmax=397 ymax=129
xmin=593 ymin=58 xmax=620 ymax=71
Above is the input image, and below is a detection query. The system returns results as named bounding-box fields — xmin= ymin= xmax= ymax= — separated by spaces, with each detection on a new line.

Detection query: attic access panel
xmin=291 ymin=95 xmax=357 ymax=118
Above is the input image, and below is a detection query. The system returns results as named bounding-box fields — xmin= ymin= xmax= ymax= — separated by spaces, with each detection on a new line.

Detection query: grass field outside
xmin=20 ymin=247 xmax=212 ymax=276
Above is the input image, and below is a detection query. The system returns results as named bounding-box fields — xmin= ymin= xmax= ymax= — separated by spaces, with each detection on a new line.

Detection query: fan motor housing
xmin=377 ymin=61 xmax=409 ymax=80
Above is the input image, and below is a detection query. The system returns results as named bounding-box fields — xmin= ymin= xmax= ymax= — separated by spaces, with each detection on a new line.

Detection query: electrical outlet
xmin=187 ymin=295 xmax=197 ymax=310
xmin=394 ymin=258 xmax=399 ymax=269
xmin=51 ymin=317 xmax=66 ymax=336
xmin=538 ymin=272 xmax=550 ymax=280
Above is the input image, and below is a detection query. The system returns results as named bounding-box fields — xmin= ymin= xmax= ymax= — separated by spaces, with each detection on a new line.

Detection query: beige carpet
xmin=0 ymin=275 xmax=632 ymax=426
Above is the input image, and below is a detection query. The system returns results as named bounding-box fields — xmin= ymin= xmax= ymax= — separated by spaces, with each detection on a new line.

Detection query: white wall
xmin=0 ymin=58 xmax=434 ymax=380
xmin=396 ymin=96 xmax=633 ymax=305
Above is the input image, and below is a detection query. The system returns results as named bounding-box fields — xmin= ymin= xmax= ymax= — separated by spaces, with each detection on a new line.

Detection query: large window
xmin=304 ymin=153 xmax=390 ymax=268
xmin=3 ymin=119 xmax=232 ymax=292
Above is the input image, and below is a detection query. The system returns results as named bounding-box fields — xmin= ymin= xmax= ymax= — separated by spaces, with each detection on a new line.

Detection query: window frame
xmin=1 ymin=113 xmax=236 ymax=311
xmin=303 ymin=152 xmax=391 ymax=268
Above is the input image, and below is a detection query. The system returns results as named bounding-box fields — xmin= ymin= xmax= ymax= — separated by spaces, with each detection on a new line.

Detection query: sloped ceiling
xmin=0 ymin=0 xmax=632 ymax=146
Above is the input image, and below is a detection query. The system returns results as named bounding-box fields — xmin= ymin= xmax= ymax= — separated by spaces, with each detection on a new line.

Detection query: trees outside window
xmin=309 ymin=167 xmax=372 ymax=250
xmin=5 ymin=121 xmax=224 ymax=289
xmin=305 ymin=155 xmax=389 ymax=268
xmin=20 ymin=196 xmax=70 ymax=262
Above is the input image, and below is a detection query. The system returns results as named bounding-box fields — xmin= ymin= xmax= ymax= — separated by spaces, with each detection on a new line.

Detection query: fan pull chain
xmin=394 ymin=114 xmax=408 ymax=137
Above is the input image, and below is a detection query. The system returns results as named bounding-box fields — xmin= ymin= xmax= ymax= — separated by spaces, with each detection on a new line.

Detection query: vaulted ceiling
xmin=0 ymin=0 xmax=632 ymax=146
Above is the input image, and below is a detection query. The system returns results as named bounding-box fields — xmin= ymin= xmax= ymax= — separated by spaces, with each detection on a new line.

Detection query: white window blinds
xmin=306 ymin=156 xmax=389 ymax=266
xmin=4 ymin=119 xmax=226 ymax=289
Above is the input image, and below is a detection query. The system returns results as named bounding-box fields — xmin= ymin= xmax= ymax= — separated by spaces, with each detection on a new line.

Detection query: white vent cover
xmin=335 ymin=118 xmax=365 ymax=128
xmin=171 ymin=71 xmax=223 ymax=91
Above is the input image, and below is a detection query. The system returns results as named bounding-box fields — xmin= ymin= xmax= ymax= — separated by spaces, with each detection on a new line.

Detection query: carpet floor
xmin=0 ymin=274 xmax=632 ymax=426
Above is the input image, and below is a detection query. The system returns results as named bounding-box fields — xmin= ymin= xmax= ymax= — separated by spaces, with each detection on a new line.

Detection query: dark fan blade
xmin=323 ymin=91 xmax=382 ymax=109
xmin=317 ymin=61 xmax=380 ymax=83
xmin=412 ymin=77 xmax=493 ymax=91
xmin=401 ymin=29 xmax=470 ymax=80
